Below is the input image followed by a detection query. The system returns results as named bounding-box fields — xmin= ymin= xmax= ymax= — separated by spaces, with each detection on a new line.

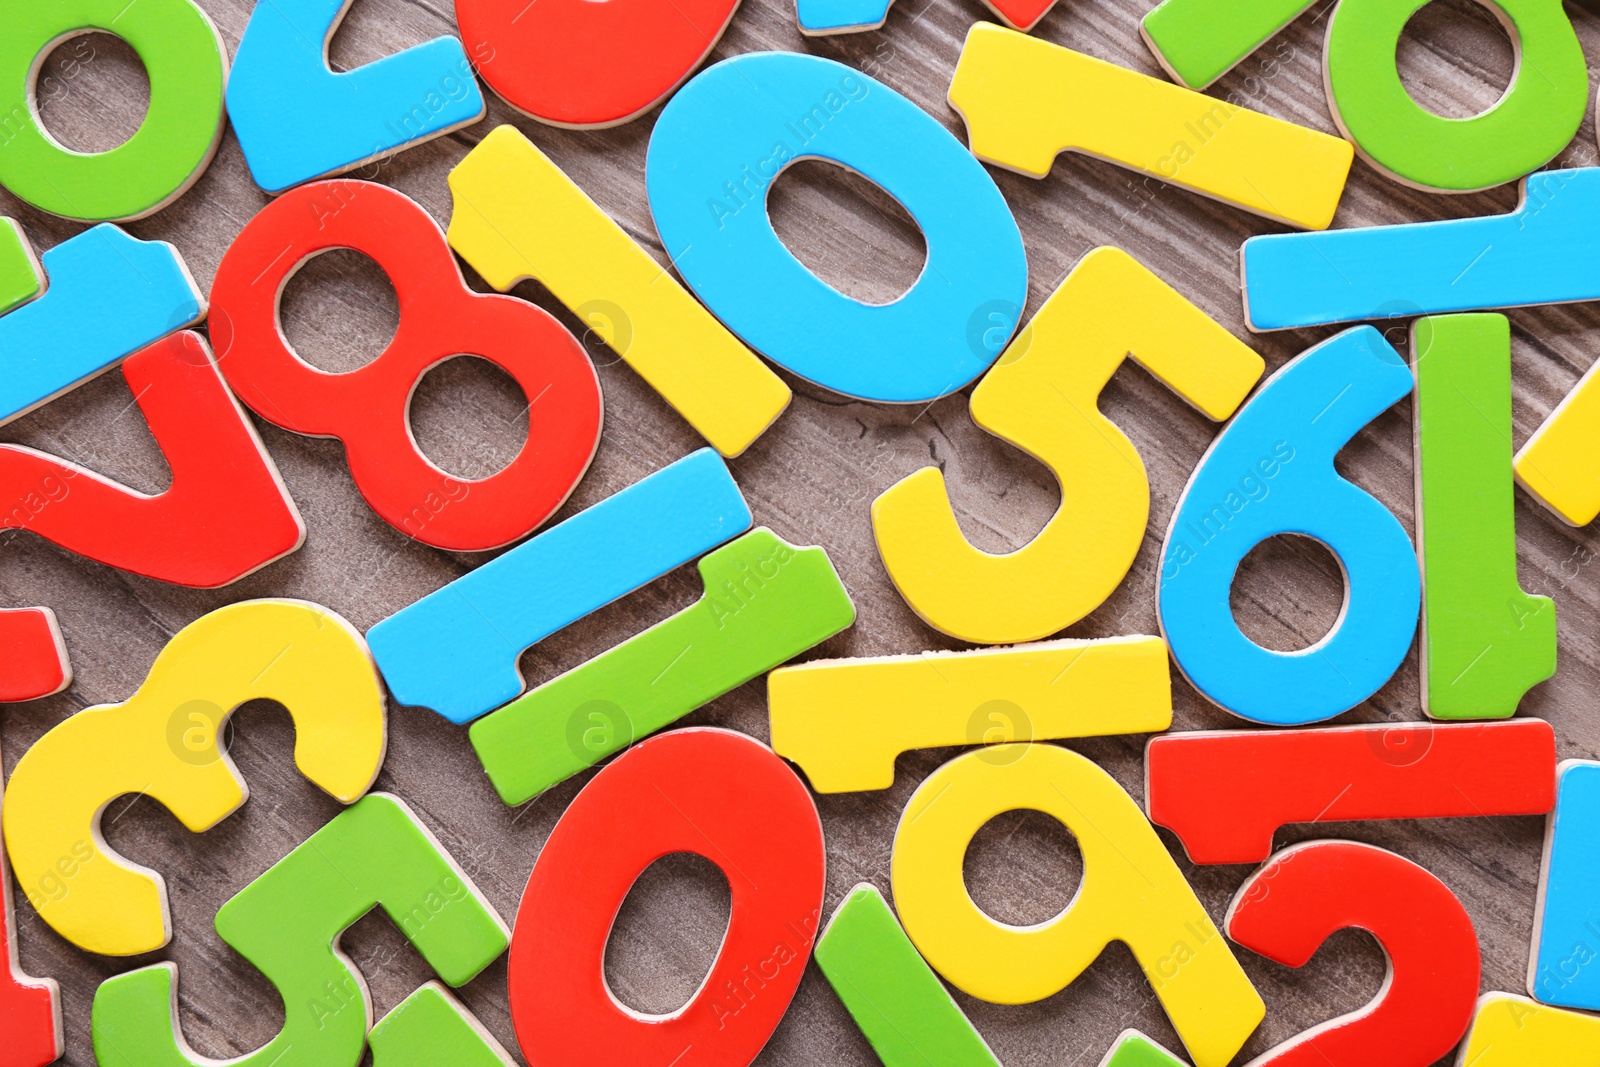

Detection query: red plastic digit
xmin=456 ymin=0 xmax=739 ymax=128
xmin=210 ymin=180 xmax=602 ymax=552
xmin=508 ymin=727 xmax=825 ymax=1067
xmin=1225 ymin=840 xmax=1480 ymax=1067
xmin=0 ymin=610 xmax=67 ymax=703
xmin=1 ymin=738 xmax=62 ymax=1067
xmin=1145 ymin=720 xmax=1557 ymax=864
xmin=0 ymin=331 xmax=304 ymax=701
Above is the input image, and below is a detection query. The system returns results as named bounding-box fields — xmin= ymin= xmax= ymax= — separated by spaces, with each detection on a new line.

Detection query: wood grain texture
xmin=2 ymin=0 xmax=1596 ymax=1063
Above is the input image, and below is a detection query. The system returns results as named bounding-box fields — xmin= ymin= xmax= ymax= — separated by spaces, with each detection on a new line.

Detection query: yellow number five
xmin=872 ymin=247 xmax=1264 ymax=644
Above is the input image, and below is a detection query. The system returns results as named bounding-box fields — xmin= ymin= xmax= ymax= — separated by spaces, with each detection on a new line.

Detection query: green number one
xmin=1414 ymin=313 xmax=1555 ymax=719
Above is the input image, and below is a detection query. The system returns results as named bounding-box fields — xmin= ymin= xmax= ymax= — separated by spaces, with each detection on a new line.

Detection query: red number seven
xmin=1225 ymin=840 xmax=1480 ymax=1067
xmin=0 ymin=332 xmax=304 ymax=702
xmin=509 ymin=728 xmax=825 ymax=1066
xmin=210 ymin=180 xmax=602 ymax=552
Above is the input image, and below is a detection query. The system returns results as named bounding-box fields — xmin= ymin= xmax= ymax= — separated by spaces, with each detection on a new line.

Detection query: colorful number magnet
xmin=1323 ymin=0 xmax=1586 ymax=192
xmin=1413 ymin=315 xmax=1554 ymax=718
xmin=1158 ymin=326 xmax=1419 ymax=724
xmin=0 ymin=737 xmax=62 ymax=1067
xmin=1516 ymin=344 xmax=1600 ymax=527
xmin=1242 ymin=169 xmax=1600 ymax=331
xmin=447 ymin=125 xmax=789 ymax=457
xmin=0 ymin=599 xmax=69 ymax=706
xmin=0 ymin=0 xmax=227 ymax=221
xmin=647 ymin=52 xmax=1028 ymax=404
xmin=949 ymin=24 xmax=1352 ymax=230
xmin=770 ymin=635 xmax=1171 ymax=793
xmin=3 ymin=599 xmax=386 ymax=956
xmin=92 ymin=794 xmax=508 ymax=1067
xmin=369 ymin=985 xmax=515 ymax=1067
xmin=1145 ymin=719 xmax=1557 ymax=865
xmin=470 ymin=528 xmax=855 ymax=805
xmin=1530 ymin=760 xmax=1600 ymax=1011
xmin=872 ymin=247 xmax=1262 ymax=644
xmin=228 ymin=0 xmax=486 ymax=192
xmin=509 ymin=729 xmax=826 ymax=1067
xmin=1139 ymin=0 xmax=1313 ymax=89
xmin=457 ymin=0 xmax=738 ymax=128
xmin=0 ymin=219 xmax=42 ymax=317
xmin=2 ymin=332 xmax=305 ymax=587
xmin=1100 ymin=1033 xmax=1189 ymax=1067
xmin=797 ymin=0 xmax=1056 ymax=36
xmin=1225 ymin=841 xmax=1481 ymax=1067
xmin=815 ymin=884 xmax=1003 ymax=1067
xmin=892 ymin=744 xmax=1263 ymax=1067
xmin=0 ymin=224 xmax=204 ymax=425
xmin=368 ymin=449 xmax=752 ymax=724
xmin=1458 ymin=993 xmax=1600 ymax=1064
xmin=210 ymin=179 xmax=601 ymax=553
xmin=0 ymin=332 xmax=305 ymax=704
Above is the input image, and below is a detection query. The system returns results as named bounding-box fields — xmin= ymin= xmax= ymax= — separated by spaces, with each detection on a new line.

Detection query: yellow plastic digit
xmin=872 ymin=246 xmax=1263 ymax=644
xmin=1457 ymin=993 xmax=1600 ymax=1063
xmin=3 ymin=599 xmax=387 ymax=957
xmin=446 ymin=125 xmax=791 ymax=458
xmin=1515 ymin=363 xmax=1600 ymax=526
xmin=769 ymin=635 xmax=1171 ymax=792
xmin=948 ymin=23 xmax=1353 ymax=230
xmin=891 ymin=744 xmax=1263 ymax=1067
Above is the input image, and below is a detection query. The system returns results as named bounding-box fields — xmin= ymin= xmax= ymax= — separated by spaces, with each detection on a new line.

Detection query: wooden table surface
xmin=4 ymin=0 xmax=1598 ymax=1063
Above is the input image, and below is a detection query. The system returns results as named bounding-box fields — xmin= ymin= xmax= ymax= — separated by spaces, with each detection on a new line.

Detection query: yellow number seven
xmin=872 ymin=247 xmax=1264 ymax=644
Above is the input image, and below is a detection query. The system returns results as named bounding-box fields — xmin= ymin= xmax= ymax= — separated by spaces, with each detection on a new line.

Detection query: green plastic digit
xmin=815 ymin=884 xmax=1003 ymax=1067
xmin=469 ymin=528 xmax=856 ymax=805
xmin=91 ymin=794 xmax=510 ymax=1067
xmin=1326 ymin=0 xmax=1586 ymax=191
xmin=369 ymin=986 xmax=515 ymax=1067
xmin=1140 ymin=0 xmax=1315 ymax=89
xmin=0 ymin=218 xmax=42 ymax=315
xmin=1414 ymin=314 xmax=1555 ymax=719
xmin=0 ymin=0 xmax=227 ymax=222
xmin=1101 ymin=1030 xmax=1190 ymax=1066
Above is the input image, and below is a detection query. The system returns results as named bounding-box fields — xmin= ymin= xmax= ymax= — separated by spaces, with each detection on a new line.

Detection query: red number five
xmin=210 ymin=180 xmax=602 ymax=552
xmin=509 ymin=728 xmax=825 ymax=1066
xmin=1225 ymin=840 xmax=1480 ymax=1067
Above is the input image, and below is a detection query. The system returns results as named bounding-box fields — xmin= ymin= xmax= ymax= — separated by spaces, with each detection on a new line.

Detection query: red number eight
xmin=210 ymin=180 xmax=602 ymax=552
xmin=509 ymin=728 xmax=825 ymax=1066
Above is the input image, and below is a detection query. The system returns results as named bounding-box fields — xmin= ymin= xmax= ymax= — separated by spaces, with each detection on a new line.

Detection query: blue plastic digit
xmin=367 ymin=449 xmax=753 ymax=724
xmin=228 ymin=0 xmax=487 ymax=193
xmin=645 ymin=52 xmax=1028 ymax=404
xmin=1531 ymin=760 xmax=1600 ymax=1011
xmin=1158 ymin=325 xmax=1420 ymax=725
xmin=0 ymin=225 xmax=204 ymax=425
xmin=1243 ymin=168 xmax=1600 ymax=331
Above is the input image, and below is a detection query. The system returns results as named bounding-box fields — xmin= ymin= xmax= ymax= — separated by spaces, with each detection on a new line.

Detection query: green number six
xmin=0 ymin=0 xmax=227 ymax=222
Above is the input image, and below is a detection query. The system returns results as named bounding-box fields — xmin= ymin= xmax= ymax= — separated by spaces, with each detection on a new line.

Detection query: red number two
xmin=1225 ymin=840 xmax=1481 ymax=1067
xmin=210 ymin=180 xmax=602 ymax=552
